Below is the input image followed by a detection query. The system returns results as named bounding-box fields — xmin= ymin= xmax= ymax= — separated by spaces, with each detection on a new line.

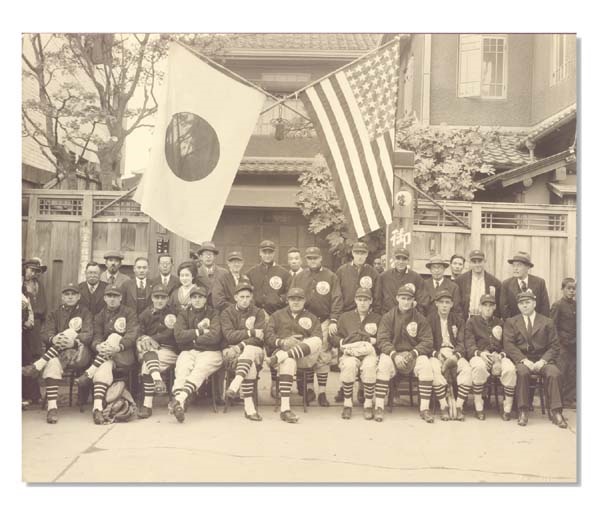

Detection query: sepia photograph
xmin=21 ymin=31 xmax=577 ymax=484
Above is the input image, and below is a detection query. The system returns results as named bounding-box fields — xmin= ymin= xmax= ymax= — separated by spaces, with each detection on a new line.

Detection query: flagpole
xmin=259 ymin=35 xmax=406 ymax=116
xmin=176 ymin=41 xmax=313 ymax=124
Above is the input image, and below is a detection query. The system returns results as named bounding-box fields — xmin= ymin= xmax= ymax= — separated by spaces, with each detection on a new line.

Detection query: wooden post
xmin=25 ymin=192 xmax=38 ymax=258
xmin=386 ymin=151 xmax=416 ymax=268
xmin=79 ymin=191 xmax=93 ymax=282
xmin=470 ymin=203 xmax=482 ymax=251
xmin=566 ymin=208 xmax=577 ymax=278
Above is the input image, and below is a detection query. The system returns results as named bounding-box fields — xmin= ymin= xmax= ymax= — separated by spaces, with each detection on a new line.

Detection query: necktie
xmin=138 ymin=279 xmax=145 ymax=289
xmin=435 ymin=280 xmax=440 ymax=289
xmin=163 ymin=276 xmax=168 ymax=286
xmin=109 ymin=275 xmax=115 ymax=285
xmin=526 ymin=316 xmax=534 ymax=353
xmin=520 ymin=280 xmax=527 ymax=292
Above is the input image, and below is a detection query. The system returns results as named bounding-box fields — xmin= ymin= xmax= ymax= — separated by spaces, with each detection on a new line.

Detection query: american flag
xmin=300 ymin=40 xmax=400 ymax=238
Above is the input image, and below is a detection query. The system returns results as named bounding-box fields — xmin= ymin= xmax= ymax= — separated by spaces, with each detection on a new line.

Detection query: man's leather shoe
xmin=501 ymin=411 xmax=511 ymax=421
xmin=154 ymin=379 xmax=167 ymax=395
xmin=440 ymin=407 xmax=450 ymax=421
xmin=517 ymin=409 xmax=528 ymax=426
xmin=245 ymin=411 xmax=262 ymax=422
xmin=305 ymin=388 xmax=316 ymax=404
xmin=363 ymin=406 xmax=374 ymax=420
xmin=46 ymin=408 xmax=58 ymax=424
xmin=318 ymin=392 xmax=330 ymax=407
xmin=552 ymin=410 xmax=568 ymax=429
xmin=22 ymin=365 xmax=40 ymax=378
xmin=420 ymin=410 xmax=434 ymax=423
xmin=93 ymin=409 xmax=104 ymax=425
xmin=374 ymin=407 xmax=384 ymax=422
xmin=341 ymin=406 xmax=352 ymax=419
xmin=280 ymin=410 xmax=299 ymax=423
xmin=334 ymin=388 xmax=344 ymax=403
xmin=172 ymin=400 xmax=185 ymax=422
xmin=455 ymin=407 xmax=465 ymax=421
xmin=475 ymin=410 xmax=486 ymax=421
xmin=137 ymin=405 xmax=152 ymax=419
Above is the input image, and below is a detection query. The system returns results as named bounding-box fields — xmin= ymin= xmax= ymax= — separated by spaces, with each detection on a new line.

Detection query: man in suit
xmin=455 ymin=249 xmax=501 ymax=320
xmin=422 ymin=256 xmax=462 ymax=319
xmin=500 ymin=251 xmax=550 ymax=319
xmin=212 ymin=251 xmax=250 ymax=312
xmin=78 ymin=261 xmax=107 ymax=315
xmin=287 ymin=247 xmax=304 ymax=278
xmin=449 ymin=254 xmax=465 ymax=282
xmin=100 ymin=251 xmax=129 ymax=289
xmin=151 ymin=254 xmax=180 ymax=295
xmin=121 ymin=257 xmax=153 ymax=315
xmin=194 ymin=241 xmax=228 ymax=308
xmin=503 ymin=290 xmax=567 ymax=428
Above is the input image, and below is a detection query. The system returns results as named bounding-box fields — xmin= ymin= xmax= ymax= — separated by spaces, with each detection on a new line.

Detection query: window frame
xmin=550 ymin=34 xmax=575 ymax=86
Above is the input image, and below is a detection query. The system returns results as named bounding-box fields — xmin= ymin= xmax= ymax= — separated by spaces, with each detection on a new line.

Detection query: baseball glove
xmin=394 ymin=350 xmax=416 ymax=374
xmin=490 ymin=352 xmax=503 ymax=376
xmin=223 ymin=346 xmax=241 ymax=370
xmin=280 ymin=336 xmax=302 ymax=351
xmin=341 ymin=341 xmax=375 ymax=358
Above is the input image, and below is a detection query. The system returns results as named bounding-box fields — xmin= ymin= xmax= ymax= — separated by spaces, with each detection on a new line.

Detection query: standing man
xmin=194 ymin=241 xmax=228 ymax=308
xmin=422 ymin=256 xmax=462 ymax=319
xmin=374 ymin=247 xmax=425 ymax=315
xmin=455 ymin=250 xmax=501 ymax=320
xmin=287 ymin=247 xmax=304 ymax=278
xmin=212 ymin=251 xmax=250 ymax=312
xmin=336 ymin=241 xmax=379 ymax=313
xmin=100 ymin=251 xmax=129 ymax=289
xmin=291 ymin=247 xmax=343 ymax=406
xmin=151 ymin=254 xmax=180 ymax=295
xmin=503 ymin=291 xmax=567 ymax=428
xmin=374 ymin=285 xmax=435 ymax=423
xmin=246 ymin=240 xmax=291 ymax=398
xmin=122 ymin=257 xmax=153 ymax=315
xmin=78 ymin=261 xmax=107 ymax=316
xmin=500 ymin=252 xmax=550 ymax=319
xmin=551 ymin=278 xmax=577 ymax=408
xmin=449 ymin=254 xmax=466 ymax=282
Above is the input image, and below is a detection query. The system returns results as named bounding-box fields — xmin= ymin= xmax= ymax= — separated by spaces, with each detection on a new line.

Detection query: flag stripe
xmin=319 ymin=79 xmax=379 ymax=233
xmin=382 ymin=131 xmax=395 ymax=194
xmin=303 ymin=87 xmax=366 ymax=236
xmin=331 ymin=74 xmax=387 ymax=231
xmin=371 ymin=133 xmax=394 ymax=208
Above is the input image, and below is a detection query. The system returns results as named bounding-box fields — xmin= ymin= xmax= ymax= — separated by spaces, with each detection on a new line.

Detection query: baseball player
xmin=212 ymin=251 xmax=250 ymax=312
xmin=265 ymin=287 xmax=322 ymax=423
xmin=22 ymin=283 xmax=93 ymax=423
xmin=76 ymin=284 xmax=139 ymax=424
xmin=136 ymin=283 xmax=179 ymax=419
xmin=290 ymin=247 xmax=342 ymax=406
xmin=427 ymin=289 xmax=472 ymax=421
xmin=332 ymin=288 xmax=381 ymax=420
xmin=222 ymin=282 xmax=267 ymax=421
xmin=171 ymin=285 xmax=223 ymax=423
xmin=465 ymin=294 xmax=516 ymax=421
xmin=375 ymin=285 xmax=435 ymax=423
xmin=551 ymin=277 xmax=576 ymax=408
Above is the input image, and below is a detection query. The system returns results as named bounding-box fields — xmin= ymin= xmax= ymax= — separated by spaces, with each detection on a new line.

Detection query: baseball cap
xmin=105 ymin=285 xmax=122 ymax=296
xmin=61 ymin=282 xmax=79 ymax=294
xmin=517 ymin=290 xmax=536 ymax=302
xmin=151 ymin=284 xmax=169 ymax=297
xmin=355 ymin=287 xmax=372 ymax=299
xmin=305 ymin=247 xmax=321 ymax=258
xmin=393 ymin=247 xmax=410 ymax=259
xmin=190 ymin=285 xmax=208 ymax=298
xmin=396 ymin=285 xmax=415 ymax=298
xmin=287 ymin=287 xmax=305 ymax=299
xmin=469 ymin=249 xmax=485 ymax=261
xmin=434 ymin=289 xmax=453 ymax=302
xmin=352 ymin=242 xmax=369 ymax=253
xmin=227 ymin=251 xmax=244 ymax=261
xmin=479 ymin=294 xmax=496 ymax=305
xmin=235 ymin=282 xmax=254 ymax=294
xmin=260 ymin=240 xmax=276 ymax=251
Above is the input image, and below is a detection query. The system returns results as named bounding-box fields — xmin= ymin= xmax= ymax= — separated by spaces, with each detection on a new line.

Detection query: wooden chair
xmin=387 ymin=372 xmax=416 ymax=412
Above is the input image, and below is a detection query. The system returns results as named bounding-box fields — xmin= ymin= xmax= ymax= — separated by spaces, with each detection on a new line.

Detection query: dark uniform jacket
xmin=149 ymin=274 xmax=180 ymax=296
xmin=374 ymin=267 xmax=425 ymax=315
xmin=195 ymin=264 xmax=228 ymax=307
xmin=264 ymin=307 xmax=321 ymax=355
xmin=422 ymin=277 xmax=463 ymax=320
xmin=503 ymin=312 xmax=560 ymax=364
xmin=78 ymin=281 xmax=107 ymax=315
xmin=454 ymin=271 xmax=501 ymax=320
xmin=121 ymin=278 xmax=153 ymax=315
xmin=550 ymin=297 xmax=576 ymax=350
xmin=376 ymin=306 xmax=433 ymax=357
xmin=92 ymin=304 xmax=139 ymax=353
xmin=332 ymin=309 xmax=381 ymax=348
xmin=212 ymin=271 xmax=250 ymax=312
xmin=464 ymin=315 xmax=504 ymax=359
xmin=138 ymin=305 xmax=177 ymax=349
xmin=220 ymin=304 xmax=267 ymax=348
xmin=23 ymin=279 xmax=47 ymax=321
xmin=174 ymin=305 xmax=222 ymax=352
xmin=336 ymin=262 xmax=379 ymax=312
xmin=500 ymin=274 xmax=550 ymax=319
xmin=41 ymin=303 xmax=93 ymax=349
xmin=246 ymin=262 xmax=291 ymax=315
xmin=427 ymin=311 xmax=467 ymax=359
xmin=291 ymin=266 xmax=343 ymax=323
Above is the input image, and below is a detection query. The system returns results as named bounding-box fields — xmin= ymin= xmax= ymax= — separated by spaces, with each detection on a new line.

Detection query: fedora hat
xmin=23 ymin=257 xmax=47 ymax=273
xmin=508 ymin=251 xmax=534 ymax=268
xmin=425 ymin=255 xmax=449 ymax=269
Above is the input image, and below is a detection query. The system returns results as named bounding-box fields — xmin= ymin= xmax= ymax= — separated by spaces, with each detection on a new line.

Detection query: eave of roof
xmin=521 ymin=103 xmax=577 ymax=147
xmin=547 ymin=181 xmax=577 ymax=198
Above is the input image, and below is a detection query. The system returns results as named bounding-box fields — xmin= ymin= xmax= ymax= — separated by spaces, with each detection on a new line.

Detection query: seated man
xmin=136 ymin=283 xmax=179 ymax=419
xmin=427 ymin=289 xmax=472 ymax=421
xmin=222 ymin=282 xmax=267 ymax=421
xmin=265 ymin=287 xmax=322 ymax=424
xmin=77 ymin=285 xmax=139 ymax=424
xmin=375 ymin=285 xmax=435 ymax=423
xmin=503 ymin=290 xmax=567 ymax=428
xmin=22 ymin=283 xmax=93 ymax=424
xmin=465 ymin=294 xmax=516 ymax=421
xmin=332 ymin=288 xmax=380 ymax=420
xmin=171 ymin=285 xmax=223 ymax=423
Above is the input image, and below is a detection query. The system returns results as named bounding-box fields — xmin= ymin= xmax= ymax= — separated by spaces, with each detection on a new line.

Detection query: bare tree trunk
xmin=97 ymin=142 xmax=121 ymax=190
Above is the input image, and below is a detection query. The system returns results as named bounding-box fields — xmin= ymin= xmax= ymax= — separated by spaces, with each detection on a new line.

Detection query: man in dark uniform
xmin=194 ymin=241 xmax=228 ymax=308
xmin=500 ymin=251 xmax=550 ymax=319
xmin=150 ymin=254 xmax=180 ymax=295
xmin=422 ymin=255 xmax=462 ymax=319
xmin=503 ymin=290 xmax=567 ymax=428
xmin=455 ymin=249 xmax=501 ymax=320
xmin=373 ymin=256 xmax=385 ymax=275
xmin=100 ymin=251 xmax=129 ymax=289
xmin=122 ymin=256 xmax=153 ymax=315
xmin=212 ymin=251 xmax=250 ymax=312
xmin=336 ymin=241 xmax=379 ymax=313
xmin=78 ymin=261 xmax=107 ymax=315
xmin=291 ymin=247 xmax=343 ymax=406
xmin=551 ymin=278 xmax=577 ymax=408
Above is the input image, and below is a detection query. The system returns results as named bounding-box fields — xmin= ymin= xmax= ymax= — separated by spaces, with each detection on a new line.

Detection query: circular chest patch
xmin=406 ymin=321 xmax=418 ymax=338
xmin=197 ymin=318 xmax=211 ymax=330
xmin=359 ymin=276 xmax=373 ymax=289
xmin=364 ymin=323 xmax=378 ymax=336
xmin=114 ymin=317 xmax=127 ymax=333
xmin=164 ymin=314 xmax=176 ymax=329
xmin=316 ymin=281 xmax=330 ymax=295
xmin=165 ymin=112 xmax=220 ymax=182
xmin=245 ymin=316 xmax=256 ymax=330
xmin=269 ymin=276 xmax=283 ymax=290
xmin=492 ymin=326 xmax=503 ymax=340
xmin=69 ymin=317 xmax=82 ymax=332
xmin=298 ymin=317 xmax=313 ymax=330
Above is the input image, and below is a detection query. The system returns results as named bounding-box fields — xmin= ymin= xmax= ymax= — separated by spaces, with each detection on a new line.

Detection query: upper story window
xmin=458 ymin=34 xmax=507 ymax=99
xmin=551 ymin=34 xmax=576 ymax=86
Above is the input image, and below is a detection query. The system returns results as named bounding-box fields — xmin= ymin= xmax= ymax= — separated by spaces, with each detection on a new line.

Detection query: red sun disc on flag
xmin=165 ymin=112 xmax=220 ymax=181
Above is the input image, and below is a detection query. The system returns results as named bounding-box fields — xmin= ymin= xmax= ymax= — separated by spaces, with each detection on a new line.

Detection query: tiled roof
xmin=521 ymin=103 xmax=577 ymax=146
xmin=239 ymin=157 xmax=313 ymax=175
xmin=226 ymin=33 xmax=383 ymax=52
xmin=483 ymin=133 xmax=530 ymax=168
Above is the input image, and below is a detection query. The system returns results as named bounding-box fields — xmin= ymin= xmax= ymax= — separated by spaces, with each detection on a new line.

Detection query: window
xmin=458 ymin=34 xmax=507 ymax=99
xmin=403 ymin=55 xmax=414 ymax=117
xmin=551 ymin=34 xmax=576 ymax=86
